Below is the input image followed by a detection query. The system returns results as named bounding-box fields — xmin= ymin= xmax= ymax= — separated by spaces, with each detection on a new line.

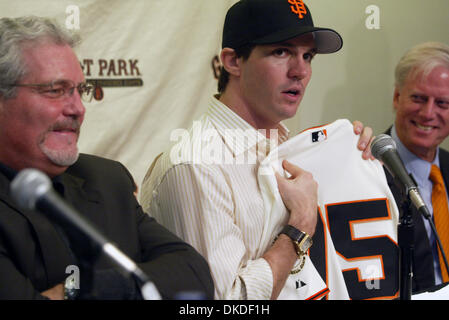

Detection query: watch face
xmin=299 ymin=236 xmax=313 ymax=252
xmin=280 ymin=225 xmax=312 ymax=256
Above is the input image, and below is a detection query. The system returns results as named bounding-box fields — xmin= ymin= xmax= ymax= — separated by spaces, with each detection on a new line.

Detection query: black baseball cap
xmin=222 ymin=0 xmax=343 ymax=54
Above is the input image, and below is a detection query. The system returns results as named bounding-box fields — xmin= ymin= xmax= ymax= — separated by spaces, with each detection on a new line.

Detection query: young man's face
xmin=0 ymin=42 xmax=86 ymax=176
xmin=238 ymin=33 xmax=316 ymax=129
xmin=394 ymin=65 xmax=449 ymax=162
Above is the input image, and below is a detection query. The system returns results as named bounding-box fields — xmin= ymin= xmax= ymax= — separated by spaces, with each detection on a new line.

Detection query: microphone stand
xmin=398 ymin=198 xmax=414 ymax=300
xmin=396 ymin=176 xmax=449 ymax=300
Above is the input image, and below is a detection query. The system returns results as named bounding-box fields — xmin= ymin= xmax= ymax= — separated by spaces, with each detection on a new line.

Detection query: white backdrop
xmin=1 ymin=0 xmax=449 ymax=193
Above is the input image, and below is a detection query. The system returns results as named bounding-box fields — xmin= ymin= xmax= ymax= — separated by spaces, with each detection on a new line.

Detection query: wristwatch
xmin=279 ymin=224 xmax=313 ymax=257
xmin=64 ymin=275 xmax=79 ymax=300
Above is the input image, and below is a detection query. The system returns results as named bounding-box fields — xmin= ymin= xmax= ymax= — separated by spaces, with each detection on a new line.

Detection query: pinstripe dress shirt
xmin=140 ymin=96 xmax=292 ymax=299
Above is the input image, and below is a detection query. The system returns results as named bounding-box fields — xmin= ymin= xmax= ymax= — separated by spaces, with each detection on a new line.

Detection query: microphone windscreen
xmin=371 ymin=134 xmax=397 ymax=160
xmin=10 ymin=168 xmax=51 ymax=210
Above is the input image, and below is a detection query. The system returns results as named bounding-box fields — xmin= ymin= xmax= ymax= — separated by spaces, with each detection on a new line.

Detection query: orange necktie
xmin=429 ymin=164 xmax=449 ymax=282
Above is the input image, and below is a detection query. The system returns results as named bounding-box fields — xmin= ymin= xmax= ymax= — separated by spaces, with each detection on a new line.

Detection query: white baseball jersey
xmin=258 ymin=119 xmax=400 ymax=300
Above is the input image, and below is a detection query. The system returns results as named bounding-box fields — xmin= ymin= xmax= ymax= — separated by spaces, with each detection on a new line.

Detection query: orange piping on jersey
xmin=316 ymin=206 xmax=330 ymax=298
xmin=298 ymin=122 xmax=332 ymax=135
xmin=306 ymin=287 xmax=330 ymax=300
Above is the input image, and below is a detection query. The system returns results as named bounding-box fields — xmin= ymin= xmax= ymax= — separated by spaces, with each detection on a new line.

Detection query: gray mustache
xmin=49 ymin=119 xmax=81 ymax=132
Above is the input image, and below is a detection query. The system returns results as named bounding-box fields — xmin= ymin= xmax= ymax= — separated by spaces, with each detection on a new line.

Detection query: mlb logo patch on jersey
xmin=311 ymin=130 xmax=327 ymax=143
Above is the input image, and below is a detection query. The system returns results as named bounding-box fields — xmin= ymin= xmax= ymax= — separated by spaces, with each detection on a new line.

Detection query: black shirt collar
xmin=0 ymin=161 xmax=65 ymax=196
xmin=0 ymin=161 xmax=18 ymax=181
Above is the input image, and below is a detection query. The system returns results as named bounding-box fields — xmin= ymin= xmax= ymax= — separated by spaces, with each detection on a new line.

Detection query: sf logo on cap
xmin=288 ymin=0 xmax=307 ymax=19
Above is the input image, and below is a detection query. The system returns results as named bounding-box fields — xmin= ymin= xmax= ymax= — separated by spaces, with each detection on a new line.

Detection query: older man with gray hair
xmin=0 ymin=16 xmax=214 ymax=300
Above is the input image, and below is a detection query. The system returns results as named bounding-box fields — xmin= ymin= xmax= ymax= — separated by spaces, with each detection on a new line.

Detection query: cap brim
xmin=250 ymin=26 xmax=343 ymax=54
xmin=313 ymin=29 xmax=343 ymax=54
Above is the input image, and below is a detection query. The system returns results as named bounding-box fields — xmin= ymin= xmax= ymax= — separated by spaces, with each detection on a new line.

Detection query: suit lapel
xmin=439 ymin=150 xmax=449 ymax=196
xmin=60 ymin=171 xmax=103 ymax=230
xmin=0 ymin=157 xmax=107 ymax=289
xmin=58 ymin=170 xmax=116 ymax=271
xmin=0 ymin=172 xmax=74 ymax=287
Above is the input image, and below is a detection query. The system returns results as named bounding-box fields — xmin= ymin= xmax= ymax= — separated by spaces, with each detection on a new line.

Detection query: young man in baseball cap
xmin=141 ymin=0 xmax=373 ymax=299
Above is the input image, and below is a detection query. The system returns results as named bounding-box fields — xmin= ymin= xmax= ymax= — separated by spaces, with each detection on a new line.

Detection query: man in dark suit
xmin=384 ymin=42 xmax=449 ymax=293
xmin=0 ymin=16 xmax=214 ymax=300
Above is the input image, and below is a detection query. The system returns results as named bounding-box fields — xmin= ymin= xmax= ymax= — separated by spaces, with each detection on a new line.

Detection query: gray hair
xmin=0 ymin=16 xmax=80 ymax=99
xmin=395 ymin=41 xmax=449 ymax=89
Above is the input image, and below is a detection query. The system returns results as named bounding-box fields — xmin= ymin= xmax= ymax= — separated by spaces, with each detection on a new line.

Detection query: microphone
xmin=372 ymin=134 xmax=449 ymax=293
xmin=371 ymin=134 xmax=431 ymax=219
xmin=10 ymin=168 xmax=161 ymax=300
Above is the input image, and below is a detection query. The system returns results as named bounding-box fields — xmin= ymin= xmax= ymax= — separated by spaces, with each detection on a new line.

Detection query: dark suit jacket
xmin=383 ymin=128 xmax=449 ymax=293
xmin=0 ymin=154 xmax=214 ymax=299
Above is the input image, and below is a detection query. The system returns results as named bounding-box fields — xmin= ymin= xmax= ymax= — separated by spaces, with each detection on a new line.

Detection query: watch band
xmin=279 ymin=224 xmax=313 ymax=256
